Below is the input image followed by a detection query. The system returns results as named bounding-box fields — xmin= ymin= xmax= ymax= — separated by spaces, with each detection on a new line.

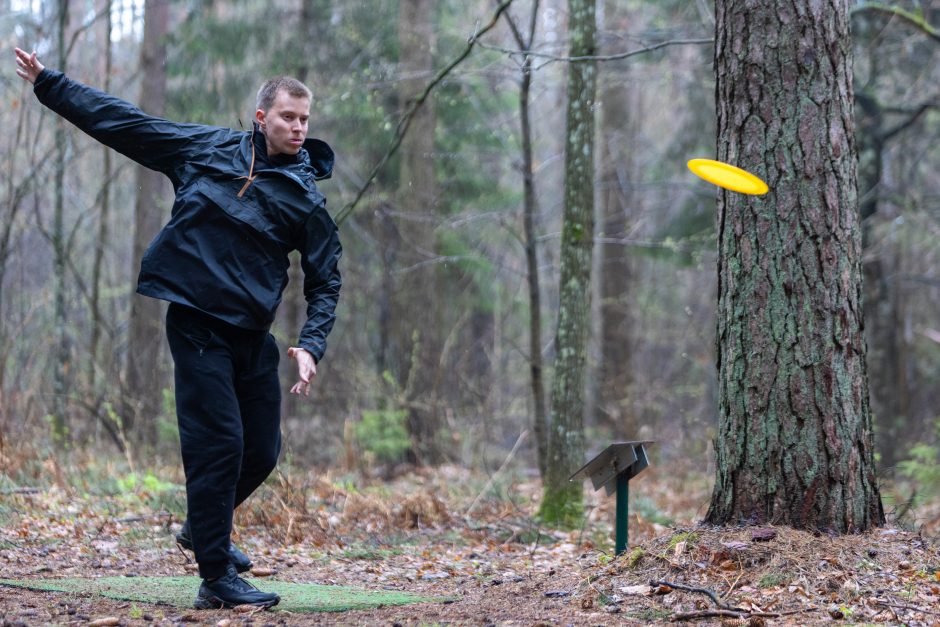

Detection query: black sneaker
xmin=193 ymin=564 xmax=280 ymax=609
xmin=176 ymin=520 xmax=254 ymax=574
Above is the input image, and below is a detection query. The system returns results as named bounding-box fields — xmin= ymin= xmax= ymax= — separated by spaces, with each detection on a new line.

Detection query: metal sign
xmin=569 ymin=441 xmax=652 ymax=495
xmin=569 ymin=441 xmax=653 ymax=555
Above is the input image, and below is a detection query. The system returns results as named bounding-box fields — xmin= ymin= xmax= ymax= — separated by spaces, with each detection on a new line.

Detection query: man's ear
xmin=255 ymin=108 xmax=266 ymax=128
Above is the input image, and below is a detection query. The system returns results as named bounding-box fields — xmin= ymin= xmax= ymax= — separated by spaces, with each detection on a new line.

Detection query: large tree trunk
xmin=706 ymin=0 xmax=884 ymax=532
xmin=394 ymin=0 xmax=444 ymax=464
xmin=125 ymin=0 xmax=171 ymax=446
xmin=539 ymin=0 xmax=597 ymax=528
xmin=595 ymin=0 xmax=636 ymax=437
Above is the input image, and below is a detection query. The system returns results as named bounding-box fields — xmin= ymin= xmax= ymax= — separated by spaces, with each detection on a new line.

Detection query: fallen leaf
xmin=88 ymin=619 xmax=120 ymax=627
xmin=216 ymin=620 xmax=232 ymax=627
xmin=722 ymin=541 xmax=749 ymax=550
xmin=250 ymin=567 xmax=275 ymax=577
xmin=619 ymin=584 xmax=651 ymax=595
xmin=653 ymin=584 xmax=672 ymax=595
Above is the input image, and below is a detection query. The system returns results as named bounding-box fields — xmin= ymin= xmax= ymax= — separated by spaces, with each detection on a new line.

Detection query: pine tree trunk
xmin=395 ymin=0 xmax=444 ymax=464
xmin=539 ymin=0 xmax=597 ymax=528
xmin=706 ymin=0 xmax=884 ymax=532
xmin=126 ymin=0 xmax=170 ymax=446
xmin=596 ymin=0 xmax=635 ymax=436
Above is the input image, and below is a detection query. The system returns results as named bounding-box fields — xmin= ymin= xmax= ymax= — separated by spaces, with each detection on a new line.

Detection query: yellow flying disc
xmin=687 ymin=158 xmax=769 ymax=195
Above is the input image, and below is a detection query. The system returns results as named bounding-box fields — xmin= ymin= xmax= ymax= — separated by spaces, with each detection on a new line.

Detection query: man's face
xmin=256 ymin=90 xmax=310 ymax=157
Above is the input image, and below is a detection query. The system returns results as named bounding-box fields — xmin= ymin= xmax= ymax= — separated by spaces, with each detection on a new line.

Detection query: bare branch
xmin=476 ymin=37 xmax=714 ymax=66
xmin=883 ymin=100 xmax=940 ymax=140
xmin=852 ymin=2 xmax=940 ymax=43
xmin=334 ymin=0 xmax=516 ymax=225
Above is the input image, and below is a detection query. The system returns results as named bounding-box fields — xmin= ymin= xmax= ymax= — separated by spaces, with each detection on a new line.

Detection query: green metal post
xmin=615 ymin=473 xmax=628 ymax=555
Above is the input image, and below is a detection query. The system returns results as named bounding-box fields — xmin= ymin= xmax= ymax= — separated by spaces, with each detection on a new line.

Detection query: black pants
xmin=166 ymin=303 xmax=282 ymax=579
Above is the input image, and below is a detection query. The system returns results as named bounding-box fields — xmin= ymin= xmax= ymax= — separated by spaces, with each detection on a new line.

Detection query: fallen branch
xmin=649 ymin=580 xmax=742 ymax=611
xmin=876 ymin=600 xmax=940 ymax=616
xmin=671 ymin=609 xmax=758 ymax=622
xmin=672 ymin=607 xmax=819 ymax=623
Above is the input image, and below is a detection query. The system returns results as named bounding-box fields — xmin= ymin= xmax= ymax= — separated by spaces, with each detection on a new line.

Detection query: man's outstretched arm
xmin=14 ymin=47 xmax=230 ymax=179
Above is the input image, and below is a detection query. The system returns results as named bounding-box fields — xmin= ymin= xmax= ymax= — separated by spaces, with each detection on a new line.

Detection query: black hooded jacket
xmin=33 ymin=69 xmax=342 ymax=363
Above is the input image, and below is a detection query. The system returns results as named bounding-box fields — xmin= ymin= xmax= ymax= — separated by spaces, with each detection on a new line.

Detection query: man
xmin=14 ymin=48 xmax=341 ymax=610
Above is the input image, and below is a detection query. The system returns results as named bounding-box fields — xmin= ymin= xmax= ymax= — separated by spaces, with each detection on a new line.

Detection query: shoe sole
xmin=194 ymin=594 xmax=280 ymax=610
xmin=176 ymin=539 xmax=253 ymax=574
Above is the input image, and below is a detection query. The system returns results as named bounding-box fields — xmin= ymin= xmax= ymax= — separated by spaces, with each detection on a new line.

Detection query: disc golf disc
xmin=687 ymin=158 xmax=768 ymax=195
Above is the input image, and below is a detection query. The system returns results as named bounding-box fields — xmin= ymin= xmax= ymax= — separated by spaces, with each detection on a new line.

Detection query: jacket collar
xmin=251 ymin=123 xmax=335 ymax=181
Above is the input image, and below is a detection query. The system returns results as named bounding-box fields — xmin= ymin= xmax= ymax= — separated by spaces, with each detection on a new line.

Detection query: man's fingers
xmin=290 ymin=381 xmax=311 ymax=396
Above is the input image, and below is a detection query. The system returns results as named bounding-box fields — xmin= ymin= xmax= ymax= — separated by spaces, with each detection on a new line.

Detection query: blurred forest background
xmin=1 ymin=0 xmax=939 ymax=523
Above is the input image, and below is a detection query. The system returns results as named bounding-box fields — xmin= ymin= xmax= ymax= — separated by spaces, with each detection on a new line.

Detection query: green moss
xmin=625 ymin=547 xmax=645 ymax=569
xmin=666 ymin=531 xmax=698 ymax=550
xmin=757 ymin=571 xmax=789 ymax=588
xmin=537 ymin=482 xmax=584 ymax=529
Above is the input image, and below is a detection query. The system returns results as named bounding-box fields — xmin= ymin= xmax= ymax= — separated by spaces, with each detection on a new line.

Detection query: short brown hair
xmin=256 ymin=76 xmax=312 ymax=112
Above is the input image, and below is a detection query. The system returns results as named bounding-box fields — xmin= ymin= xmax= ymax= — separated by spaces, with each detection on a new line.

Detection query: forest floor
xmin=0 ymin=460 xmax=938 ymax=626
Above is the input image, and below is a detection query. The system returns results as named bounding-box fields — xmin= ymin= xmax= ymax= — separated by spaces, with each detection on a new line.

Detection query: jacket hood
xmin=303 ymin=137 xmax=334 ymax=181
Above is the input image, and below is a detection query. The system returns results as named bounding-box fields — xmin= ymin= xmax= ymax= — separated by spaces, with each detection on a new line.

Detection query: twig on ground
xmin=0 ymin=487 xmax=43 ymax=495
xmin=876 ymin=600 xmax=940 ymax=616
xmin=650 ymin=580 xmax=743 ymax=611
xmin=671 ymin=609 xmax=762 ymax=622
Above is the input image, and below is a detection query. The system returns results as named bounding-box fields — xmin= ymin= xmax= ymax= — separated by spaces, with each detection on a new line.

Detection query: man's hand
xmin=14 ymin=48 xmax=44 ymax=84
xmin=287 ymin=347 xmax=317 ymax=396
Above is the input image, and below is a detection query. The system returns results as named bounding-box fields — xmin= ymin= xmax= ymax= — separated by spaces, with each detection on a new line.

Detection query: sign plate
xmin=569 ymin=441 xmax=652 ymax=495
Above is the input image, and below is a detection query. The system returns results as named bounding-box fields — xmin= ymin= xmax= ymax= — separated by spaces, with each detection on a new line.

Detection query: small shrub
xmin=354 ymin=409 xmax=411 ymax=464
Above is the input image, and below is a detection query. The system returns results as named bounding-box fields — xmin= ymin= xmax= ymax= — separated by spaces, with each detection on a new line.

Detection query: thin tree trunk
xmin=502 ymin=0 xmax=548 ymax=480
xmin=539 ymin=0 xmax=597 ymax=528
xmin=51 ymin=0 xmax=71 ymax=444
xmin=125 ymin=0 xmax=170 ymax=446
xmin=706 ymin=0 xmax=884 ymax=532
xmin=90 ymin=0 xmax=113 ymax=392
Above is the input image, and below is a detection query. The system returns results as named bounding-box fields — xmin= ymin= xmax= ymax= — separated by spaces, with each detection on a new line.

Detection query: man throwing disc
xmin=14 ymin=47 xmax=342 ymax=610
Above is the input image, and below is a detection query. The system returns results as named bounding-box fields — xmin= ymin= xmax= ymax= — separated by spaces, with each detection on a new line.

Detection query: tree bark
xmin=90 ymin=0 xmax=113 ymax=392
xmin=706 ymin=0 xmax=884 ymax=532
xmin=595 ymin=0 xmax=636 ymax=437
xmin=51 ymin=0 xmax=72 ymax=444
xmin=125 ymin=0 xmax=171 ymax=446
xmin=502 ymin=0 xmax=549 ymax=479
xmin=395 ymin=0 xmax=444 ymax=464
xmin=539 ymin=0 xmax=597 ymax=527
